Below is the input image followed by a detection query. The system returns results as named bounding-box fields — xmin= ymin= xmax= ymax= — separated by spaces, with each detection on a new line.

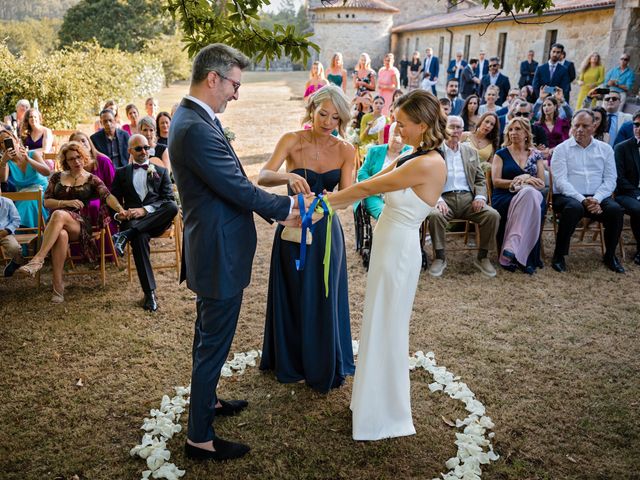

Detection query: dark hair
xmin=489 ymin=57 xmax=500 ymax=65
xmin=373 ymin=95 xmax=385 ymax=104
xmin=460 ymin=94 xmax=479 ymax=130
xmin=572 ymin=108 xmax=595 ymax=123
xmin=439 ymin=98 xmax=451 ymax=106
xmin=469 ymin=58 xmax=478 ymax=65
xmin=447 ymin=78 xmax=459 ymax=86
xmin=551 ymin=43 xmax=565 ymax=52
xmin=191 ymin=43 xmax=250 ymax=84
xmin=100 ymin=108 xmax=116 ymax=118
xmin=155 ymin=111 xmax=171 ymax=136
xmin=592 ymin=106 xmax=608 ymax=140
xmin=393 ymin=90 xmax=450 ymax=150
xmin=538 ymin=96 xmax=559 ymax=125
xmin=475 ymin=112 xmax=501 ymax=154
xmin=633 ymin=111 xmax=640 ymax=121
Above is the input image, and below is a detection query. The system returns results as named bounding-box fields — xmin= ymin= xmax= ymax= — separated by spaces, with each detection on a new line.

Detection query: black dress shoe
xmin=184 ymin=436 xmax=250 ymax=461
xmin=551 ymin=255 xmax=566 ymax=273
xmin=604 ymin=256 xmax=625 ymax=273
xmin=215 ymin=399 xmax=249 ymax=417
xmin=634 ymin=252 xmax=640 ymax=266
xmin=143 ymin=290 xmax=158 ymax=311
xmin=112 ymin=232 xmax=128 ymax=257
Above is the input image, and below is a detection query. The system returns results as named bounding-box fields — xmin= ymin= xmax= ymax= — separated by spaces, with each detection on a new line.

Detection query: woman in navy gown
xmin=258 ymin=85 xmax=355 ymax=393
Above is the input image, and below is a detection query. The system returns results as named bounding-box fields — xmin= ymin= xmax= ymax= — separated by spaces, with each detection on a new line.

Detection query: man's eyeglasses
xmin=604 ymin=97 xmax=620 ymax=102
xmin=514 ymin=112 xmax=530 ymax=117
xmin=133 ymin=145 xmax=151 ymax=152
xmin=620 ymin=57 xmax=630 ymax=61
xmin=633 ymin=122 xmax=640 ymax=128
xmin=214 ymin=71 xmax=241 ymax=93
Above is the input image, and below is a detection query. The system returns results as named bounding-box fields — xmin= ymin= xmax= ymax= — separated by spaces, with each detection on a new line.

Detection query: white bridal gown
xmin=351 ymin=184 xmax=433 ymax=441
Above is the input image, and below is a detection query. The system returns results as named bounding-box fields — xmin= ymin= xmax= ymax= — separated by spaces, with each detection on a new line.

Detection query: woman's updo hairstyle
xmin=393 ymin=90 xmax=449 ymax=150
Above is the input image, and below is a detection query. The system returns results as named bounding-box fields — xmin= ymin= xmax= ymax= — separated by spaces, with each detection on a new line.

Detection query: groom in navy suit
xmin=170 ymin=44 xmax=306 ymax=461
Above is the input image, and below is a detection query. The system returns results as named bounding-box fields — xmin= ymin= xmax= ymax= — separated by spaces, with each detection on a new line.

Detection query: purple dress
xmin=23 ymin=134 xmax=43 ymax=151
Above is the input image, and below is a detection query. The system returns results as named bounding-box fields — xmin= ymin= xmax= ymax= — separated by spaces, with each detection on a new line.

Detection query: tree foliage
xmin=479 ymin=0 xmax=554 ymax=16
xmin=146 ymin=31 xmax=192 ymax=86
xmin=59 ymin=0 xmax=174 ymax=53
xmin=0 ymin=42 xmax=164 ymax=128
xmin=0 ymin=0 xmax=79 ymax=21
xmin=0 ymin=19 xmax=62 ymax=58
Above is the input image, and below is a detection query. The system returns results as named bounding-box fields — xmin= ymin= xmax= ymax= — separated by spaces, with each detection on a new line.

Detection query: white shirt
xmin=551 ymin=137 xmax=617 ymax=203
xmin=489 ymin=73 xmax=499 ymax=85
xmin=438 ymin=143 xmax=486 ymax=204
xmin=132 ymin=160 xmax=157 ymax=214
xmin=382 ymin=151 xmax=396 ymax=170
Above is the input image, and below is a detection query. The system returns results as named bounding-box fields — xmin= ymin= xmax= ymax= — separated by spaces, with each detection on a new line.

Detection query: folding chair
xmin=51 ymin=129 xmax=76 ymax=152
xmin=1 ymin=190 xmax=45 ymax=286
xmin=66 ymin=223 xmax=120 ymax=287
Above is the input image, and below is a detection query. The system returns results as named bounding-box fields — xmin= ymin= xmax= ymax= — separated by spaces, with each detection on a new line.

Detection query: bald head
xmin=128 ymin=134 xmax=150 ymax=164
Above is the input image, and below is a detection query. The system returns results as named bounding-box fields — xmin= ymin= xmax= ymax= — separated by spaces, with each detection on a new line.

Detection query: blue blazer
xmin=169 ymin=98 xmax=291 ymax=299
xmin=450 ymin=97 xmax=464 ymax=116
xmin=518 ymin=60 xmax=538 ymax=88
xmin=90 ymin=128 xmax=130 ymax=169
xmin=479 ymin=73 xmax=511 ymax=105
xmin=532 ymin=63 xmax=570 ymax=101
xmin=422 ymin=56 xmax=439 ymax=80
xmin=446 ymin=59 xmax=467 ymax=81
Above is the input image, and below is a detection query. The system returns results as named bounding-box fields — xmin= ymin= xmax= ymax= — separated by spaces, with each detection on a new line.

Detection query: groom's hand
xmin=290 ymin=193 xmax=317 ymax=211
xmin=278 ymin=209 xmax=302 ymax=227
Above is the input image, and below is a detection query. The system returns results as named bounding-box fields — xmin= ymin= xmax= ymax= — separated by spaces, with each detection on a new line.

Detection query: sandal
xmin=16 ymin=258 xmax=45 ymax=278
xmin=51 ymin=287 xmax=65 ymax=304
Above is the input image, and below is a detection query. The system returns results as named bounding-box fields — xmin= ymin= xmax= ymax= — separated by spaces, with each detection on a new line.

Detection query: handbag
xmin=281 ymin=225 xmax=312 ymax=244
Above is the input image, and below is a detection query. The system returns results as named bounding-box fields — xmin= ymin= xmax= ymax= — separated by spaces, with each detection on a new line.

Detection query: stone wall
xmin=382 ymin=0 xmax=448 ymax=27
xmin=310 ymin=9 xmax=395 ymax=71
xmin=392 ymin=8 xmax=616 ymax=98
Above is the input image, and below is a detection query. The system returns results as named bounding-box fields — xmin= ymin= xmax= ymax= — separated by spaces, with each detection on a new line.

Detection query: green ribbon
xmin=315 ymin=196 xmax=334 ymax=297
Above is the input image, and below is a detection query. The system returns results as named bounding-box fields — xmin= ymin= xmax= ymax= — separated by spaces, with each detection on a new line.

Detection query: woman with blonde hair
xmin=326 ymin=52 xmax=348 ymax=93
xmin=16 ymin=141 xmax=126 ymax=302
xmin=478 ymin=85 xmax=500 ymax=115
xmin=491 ymin=117 xmax=546 ymax=274
xmin=326 ymin=90 xmax=447 ymax=440
xmin=353 ymin=52 xmax=376 ymax=97
xmin=258 ymin=84 xmax=355 ymax=393
xmin=576 ymin=52 xmax=605 ymax=108
xmin=304 ymin=61 xmax=327 ymax=98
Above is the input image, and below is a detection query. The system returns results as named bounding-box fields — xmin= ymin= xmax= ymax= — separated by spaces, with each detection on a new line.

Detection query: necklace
xmin=65 ymin=171 xmax=86 ymax=191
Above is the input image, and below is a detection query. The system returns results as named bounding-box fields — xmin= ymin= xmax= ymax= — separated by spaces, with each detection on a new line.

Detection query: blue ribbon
xmin=295 ymin=193 xmax=320 ymax=271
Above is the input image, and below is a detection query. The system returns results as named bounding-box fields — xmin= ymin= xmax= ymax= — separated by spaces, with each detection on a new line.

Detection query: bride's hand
xmin=288 ymin=173 xmax=311 ymax=195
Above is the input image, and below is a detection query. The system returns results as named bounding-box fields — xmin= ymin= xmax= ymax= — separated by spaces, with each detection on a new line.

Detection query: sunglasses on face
xmin=489 ymin=64 xmax=498 ymax=68
xmin=633 ymin=122 xmax=640 ymax=128
xmin=133 ymin=145 xmax=151 ymax=152
xmin=620 ymin=57 xmax=630 ymax=61
xmin=604 ymin=97 xmax=620 ymax=102
xmin=514 ymin=112 xmax=530 ymax=117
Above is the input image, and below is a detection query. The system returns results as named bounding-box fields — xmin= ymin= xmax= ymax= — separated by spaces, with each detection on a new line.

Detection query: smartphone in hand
xmin=3 ymin=137 xmax=14 ymax=151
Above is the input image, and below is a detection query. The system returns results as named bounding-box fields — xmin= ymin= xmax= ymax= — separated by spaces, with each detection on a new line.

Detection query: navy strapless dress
xmin=260 ymin=168 xmax=355 ymax=393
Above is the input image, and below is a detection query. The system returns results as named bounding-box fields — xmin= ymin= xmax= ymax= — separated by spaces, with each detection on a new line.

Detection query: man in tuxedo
xmin=614 ymin=112 xmax=640 ymax=265
xmin=551 ymin=110 xmax=624 ymax=273
xmin=445 ymin=79 xmax=464 ymax=115
xmin=90 ymin=109 xmax=130 ymax=169
xmin=518 ymin=50 xmax=538 ymax=88
xmin=169 ymin=43 xmax=305 ymax=461
xmin=446 ymin=51 xmax=467 ymax=82
xmin=110 ymin=134 xmax=178 ymax=311
xmin=426 ymin=115 xmax=499 ymax=278
xmin=460 ymin=58 xmax=480 ymax=99
xmin=421 ymin=47 xmax=439 ymax=95
xmin=474 ymin=50 xmax=488 ymax=87
xmin=479 ymin=57 xmax=511 ymax=105
xmin=602 ymin=91 xmax=632 ymax=146
xmin=532 ymin=43 xmax=571 ymax=102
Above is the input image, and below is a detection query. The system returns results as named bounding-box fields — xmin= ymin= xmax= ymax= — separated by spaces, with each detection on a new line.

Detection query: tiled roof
xmin=310 ymin=0 xmax=400 ymax=13
xmin=392 ymin=0 xmax=615 ymax=33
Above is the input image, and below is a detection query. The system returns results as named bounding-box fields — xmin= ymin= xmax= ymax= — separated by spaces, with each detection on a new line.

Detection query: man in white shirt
xmin=551 ymin=110 xmax=625 ymax=273
xmin=426 ymin=115 xmax=500 ymax=277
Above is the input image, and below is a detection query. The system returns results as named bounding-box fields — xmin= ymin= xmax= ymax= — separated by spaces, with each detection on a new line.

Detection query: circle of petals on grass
xmin=132 ymin=344 xmax=498 ymax=479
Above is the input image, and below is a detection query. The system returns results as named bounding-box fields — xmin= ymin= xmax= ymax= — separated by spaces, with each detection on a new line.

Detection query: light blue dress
xmin=7 ymin=153 xmax=50 ymax=227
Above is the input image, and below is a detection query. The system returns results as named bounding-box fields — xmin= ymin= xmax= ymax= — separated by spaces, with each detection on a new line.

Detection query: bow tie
xmin=133 ymin=163 xmax=149 ymax=170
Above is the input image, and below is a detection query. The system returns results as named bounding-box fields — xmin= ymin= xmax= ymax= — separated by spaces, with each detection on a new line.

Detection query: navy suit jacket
xmin=615 ymin=137 xmax=640 ymax=198
xmin=110 ymin=163 xmax=174 ymax=211
xmin=474 ymin=59 xmax=489 ymax=80
xmin=532 ymin=63 xmax=571 ymax=100
xmin=518 ymin=60 xmax=538 ymax=88
xmin=450 ymin=97 xmax=464 ymax=116
xmin=90 ymin=129 xmax=130 ymax=169
xmin=479 ymin=73 xmax=511 ymax=105
xmin=614 ymin=121 xmax=635 ymax=147
xmin=447 ymin=59 xmax=467 ymax=81
xmin=422 ymin=56 xmax=439 ymax=80
xmin=169 ymin=98 xmax=291 ymax=299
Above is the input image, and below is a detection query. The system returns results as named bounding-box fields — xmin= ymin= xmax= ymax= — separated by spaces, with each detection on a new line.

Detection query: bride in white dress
xmin=327 ymin=90 xmax=448 ymax=440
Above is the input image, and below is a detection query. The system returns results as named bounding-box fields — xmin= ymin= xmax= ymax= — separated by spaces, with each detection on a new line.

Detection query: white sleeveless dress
xmin=351 ymin=185 xmax=433 ymax=441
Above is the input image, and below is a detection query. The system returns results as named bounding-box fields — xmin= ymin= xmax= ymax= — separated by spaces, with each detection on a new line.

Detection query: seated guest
xmin=460 ymin=58 xmax=480 ymax=99
xmin=491 ymin=118 xmax=546 ymax=273
xmin=533 ymin=87 xmax=572 ymax=121
xmin=501 ymin=88 xmax=521 ymax=109
xmin=445 ymin=79 xmax=464 ymax=115
xmin=123 ymin=104 xmax=140 ymax=136
xmin=427 ymin=115 xmax=500 ymax=277
xmin=478 ymin=85 xmax=499 ymax=115
xmin=0 ymin=128 xmax=50 ymax=226
xmin=461 ymin=94 xmax=480 ymax=132
xmin=613 ymin=120 xmax=635 ymax=147
xmin=505 ymin=101 xmax=548 ymax=148
xmin=0 ymin=190 xmax=25 ymax=277
xmin=16 ymin=142 xmax=126 ymax=302
xmin=356 ymin=123 xmax=410 ymax=219
xmin=4 ymin=99 xmax=30 ymax=135
xmin=110 ymin=135 xmax=179 ymax=311
xmin=602 ymin=91 xmax=632 ymax=147
xmin=461 ymin=112 xmax=500 ymax=166
xmin=69 ymin=131 xmax=116 ymax=230
xmin=551 ymin=110 xmax=624 ymax=273
xmin=155 ymin=112 xmax=171 ymax=160
xmin=592 ymin=106 xmax=609 ymax=143
xmin=90 ymin=109 xmax=130 ymax=169
xmin=614 ymin=112 xmax=640 ymax=265
xmin=94 ymin=100 xmax=120 ymax=132
xmin=359 ymin=96 xmax=386 ymax=146
xmin=20 ymin=109 xmax=53 ymax=154
xmin=536 ymin=96 xmax=570 ymax=163
xmin=145 ymin=97 xmax=159 ymax=119
xmin=439 ymin=98 xmax=452 ymax=116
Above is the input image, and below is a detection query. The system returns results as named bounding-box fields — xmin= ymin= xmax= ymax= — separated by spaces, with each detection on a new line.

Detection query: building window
xmin=415 ymin=37 xmax=420 ymax=53
xmin=497 ymin=32 xmax=507 ymax=67
xmin=337 ymin=13 xmax=340 ymax=18
xmin=544 ymin=29 xmax=558 ymax=60
xmin=463 ymin=35 xmax=471 ymax=60
xmin=405 ymin=37 xmax=410 ymax=57
xmin=438 ymin=36 xmax=444 ymax=60
xmin=352 ymin=14 xmax=355 ymax=18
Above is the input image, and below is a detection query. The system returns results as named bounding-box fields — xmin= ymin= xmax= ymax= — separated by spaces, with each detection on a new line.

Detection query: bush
xmin=145 ymin=32 xmax=191 ymax=87
xmin=0 ymin=41 xmax=164 ymax=128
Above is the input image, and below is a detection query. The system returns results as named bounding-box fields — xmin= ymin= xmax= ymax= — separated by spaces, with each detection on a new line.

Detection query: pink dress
xmin=377 ymin=67 xmax=400 ymax=115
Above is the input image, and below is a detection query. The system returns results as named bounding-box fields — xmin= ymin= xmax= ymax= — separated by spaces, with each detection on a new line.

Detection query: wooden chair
xmin=43 ymin=152 xmax=57 ymax=171
xmin=126 ymin=212 xmax=182 ymax=282
xmin=1 ymin=190 xmax=45 ymax=286
xmin=65 ymin=223 xmax=120 ymax=287
xmin=51 ymin=129 xmax=76 ymax=152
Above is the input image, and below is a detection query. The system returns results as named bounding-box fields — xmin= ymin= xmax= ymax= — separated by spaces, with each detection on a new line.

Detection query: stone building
xmin=309 ymin=0 xmax=638 ymax=100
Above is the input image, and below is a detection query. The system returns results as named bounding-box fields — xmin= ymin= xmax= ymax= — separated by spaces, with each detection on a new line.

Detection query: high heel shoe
xmin=51 ymin=287 xmax=65 ymax=304
xmin=16 ymin=258 xmax=44 ymax=278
